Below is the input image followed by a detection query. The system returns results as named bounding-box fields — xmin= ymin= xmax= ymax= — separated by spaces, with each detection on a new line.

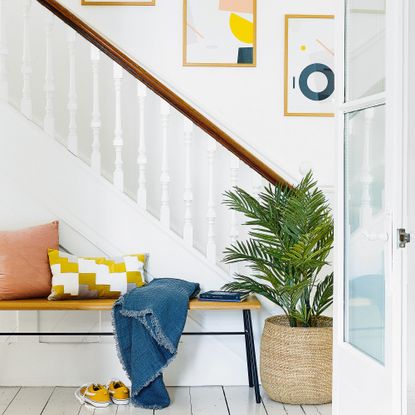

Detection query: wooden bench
xmin=0 ymin=296 xmax=262 ymax=403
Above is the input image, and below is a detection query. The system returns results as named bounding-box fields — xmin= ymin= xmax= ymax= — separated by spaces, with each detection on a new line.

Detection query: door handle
xmin=398 ymin=228 xmax=411 ymax=248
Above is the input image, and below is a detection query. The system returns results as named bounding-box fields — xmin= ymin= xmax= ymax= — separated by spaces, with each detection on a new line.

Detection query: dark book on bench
xmin=198 ymin=291 xmax=249 ymax=302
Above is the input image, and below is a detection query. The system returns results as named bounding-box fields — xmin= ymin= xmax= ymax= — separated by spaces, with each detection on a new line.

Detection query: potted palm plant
xmin=222 ymin=172 xmax=333 ymax=405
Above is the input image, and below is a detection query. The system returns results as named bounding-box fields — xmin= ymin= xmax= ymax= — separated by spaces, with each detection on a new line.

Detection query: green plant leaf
xmin=221 ymin=171 xmax=334 ymax=327
xmin=312 ymin=273 xmax=334 ymax=316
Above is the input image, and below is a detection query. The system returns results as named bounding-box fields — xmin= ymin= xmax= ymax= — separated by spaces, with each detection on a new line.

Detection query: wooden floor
xmin=0 ymin=386 xmax=331 ymax=415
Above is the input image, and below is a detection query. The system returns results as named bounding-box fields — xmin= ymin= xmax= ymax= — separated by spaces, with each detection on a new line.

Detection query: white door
xmin=333 ymin=0 xmax=406 ymax=414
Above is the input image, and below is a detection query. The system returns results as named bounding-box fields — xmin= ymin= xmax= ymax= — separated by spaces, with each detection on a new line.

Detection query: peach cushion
xmin=0 ymin=221 xmax=59 ymax=300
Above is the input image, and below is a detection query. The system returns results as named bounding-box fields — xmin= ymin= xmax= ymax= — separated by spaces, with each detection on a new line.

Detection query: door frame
xmin=333 ymin=0 xmax=408 ymax=413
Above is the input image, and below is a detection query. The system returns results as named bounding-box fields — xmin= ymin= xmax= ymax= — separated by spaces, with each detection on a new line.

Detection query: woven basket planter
xmin=260 ymin=315 xmax=332 ymax=405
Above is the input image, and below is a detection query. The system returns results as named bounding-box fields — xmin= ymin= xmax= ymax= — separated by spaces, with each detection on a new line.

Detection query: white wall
xmin=57 ymin=0 xmax=336 ymax=188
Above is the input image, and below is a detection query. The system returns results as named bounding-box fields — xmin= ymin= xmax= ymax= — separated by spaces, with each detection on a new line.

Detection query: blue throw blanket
xmin=112 ymin=278 xmax=200 ymax=409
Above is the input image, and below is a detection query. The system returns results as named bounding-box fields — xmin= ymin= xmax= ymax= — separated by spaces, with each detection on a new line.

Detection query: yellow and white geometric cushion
xmin=47 ymin=249 xmax=147 ymax=300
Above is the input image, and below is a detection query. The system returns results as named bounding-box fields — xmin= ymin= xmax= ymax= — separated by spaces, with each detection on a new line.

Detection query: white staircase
xmin=0 ymin=0 xmax=280 ymax=386
xmin=0 ymin=0 xmax=270 ymax=273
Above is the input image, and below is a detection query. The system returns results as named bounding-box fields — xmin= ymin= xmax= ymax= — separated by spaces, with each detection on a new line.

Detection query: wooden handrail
xmin=37 ymin=0 xmax=291 ymax=187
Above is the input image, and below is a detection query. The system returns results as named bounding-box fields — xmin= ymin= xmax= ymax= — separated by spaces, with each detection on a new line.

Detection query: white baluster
xmin=43 ymin=14 xmax=54 ymax=136
xmin=206 ymin=137 xmax=217 ymax=263
xmin=359 ymin=107 xmax=375 ymax=227
xmin=0 ymin=0 xmax=8 ymax=101
xmin=67 ymin=28 xmax=78 ymax=155
xmin=183 ymin=119 xmax=194 ymax=246
xmin=21 ymin=0 xmax=32 ymax=119
xmin=229 ymin=154 xmax=240 ymax=275
xmin=136 ymin=81 xmax=147 ymax=209
xmin=90 ymin=45 xmax=101 ymax=174
xmin=252 ymin=173 xmax=264 ymax=197
xmin=113 ymin=62 xmax=124 ymax=191
xmin=160 ymin=99 xmax=170 ymax=227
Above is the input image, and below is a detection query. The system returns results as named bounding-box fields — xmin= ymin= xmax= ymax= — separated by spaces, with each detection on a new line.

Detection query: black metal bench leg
xmin=243 ymin=310 xmax=261 ymax=404
xmin=243 ymin=310 xmax=254 ymax=387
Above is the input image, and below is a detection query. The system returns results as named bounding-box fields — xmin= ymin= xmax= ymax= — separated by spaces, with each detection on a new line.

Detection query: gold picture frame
xmin=82 ymin=0 xmax=155 ymax=5
xmin=284 ymin=14 xmax=335 ymax=117
xmin=183 ymin=0 xmax=257 ymax=67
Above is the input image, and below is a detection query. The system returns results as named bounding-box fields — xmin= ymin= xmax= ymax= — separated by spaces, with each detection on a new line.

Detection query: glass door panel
xmin=344 ymin=104 xmax=386 ymax=363
xmin=345 ymin=0 xmax=386 ymax=101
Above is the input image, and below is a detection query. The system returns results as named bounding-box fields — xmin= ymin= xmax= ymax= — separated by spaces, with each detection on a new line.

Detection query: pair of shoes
xmin=75 ymin=380 xmax=130 ymax=408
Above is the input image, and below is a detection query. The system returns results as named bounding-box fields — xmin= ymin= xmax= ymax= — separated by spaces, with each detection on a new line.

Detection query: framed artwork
xmin=183 ymin=0 xmax=256 ymax=67
xmin=284 ymin=15 xmax=335 ymax=117
xmin=81 ymin=0 xmax=155 ymax=5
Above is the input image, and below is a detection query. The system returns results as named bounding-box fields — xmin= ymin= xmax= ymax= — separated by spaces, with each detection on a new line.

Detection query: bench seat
xmin=0 ymin=295 xmax=262 ymax=403
xmin=0 ymin=296 xmax=261 ymax=311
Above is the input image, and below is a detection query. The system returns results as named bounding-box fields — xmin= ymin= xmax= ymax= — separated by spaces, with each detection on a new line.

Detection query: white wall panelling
xmin=206 ymin=137 xmax=217 ymax=263
xmin=43 ymin=13 xmax=54 ymax=137
xmin=113 ymin=62 xmax=124 ymax=191
xmin=20 ymin=0 xmax=32 ymax=119
xmin=183 ymin=118 xmax=194 ymax=246
xmin=90 ymin=45 xmax=101 ymax=174
xmin=229 ymin=154 xmax=240 ymax=276
xmin=136 ymin=81 xmax=147 ymax=209
xmin=159 ymin=98 xmax=171 ymax=227
xmin=66 ymin=27 xmax=78 ymax=155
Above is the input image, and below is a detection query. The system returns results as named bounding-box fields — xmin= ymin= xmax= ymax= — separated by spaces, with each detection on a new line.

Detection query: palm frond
xmin=221 ymin=171 xmax=334 ymax=327
xmin=312 ymin=273 xmax=334 ymax=316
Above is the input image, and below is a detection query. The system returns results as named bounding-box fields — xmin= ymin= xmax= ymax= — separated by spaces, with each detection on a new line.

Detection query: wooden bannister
xmin=37 ymin=0 xmax=291 ymax=187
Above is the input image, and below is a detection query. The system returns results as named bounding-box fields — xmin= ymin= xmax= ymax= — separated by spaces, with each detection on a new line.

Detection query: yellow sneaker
xmin=75 ymin=383 xmax=111 ymax=408
xmin=107 ymin=380 xmax=130 ymax=405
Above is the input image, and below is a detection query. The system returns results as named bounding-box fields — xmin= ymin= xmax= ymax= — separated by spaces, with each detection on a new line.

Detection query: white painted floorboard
xmin=116 ymin=401 xmax=153 ymax=415
xmin=260 ymin=387 xmax=286 ymax=415
xmin=0 ymin=386 xmax=332 ymax=415
xmin=78 ymin=405 xmax=96 ymax=415
xmin=0 ymin=387 xmax=20 ymax=414
xmin=95 ymin=402 xmax=118 ymax=415
xmin=224 ymin=386 xmax=267 ymax=415
xmin=2 ymin=387 xmax=54 ymax=415
xmin=284 ymin=404 xmax=306 ymax=415
xmin=155 ymin=387 xmax=191 ymax=415
xmin=190 ymin=386 xmax=228 ymax=415
xmin=42 ymin=387 xmax=81 ymax=415
xmin=260 ymin=386 xmax=332 ymax=415
xmin=301 ymin=405 xmax=320 ymax=415
xmin=314 ymin=404 xmax=332 ymax=415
